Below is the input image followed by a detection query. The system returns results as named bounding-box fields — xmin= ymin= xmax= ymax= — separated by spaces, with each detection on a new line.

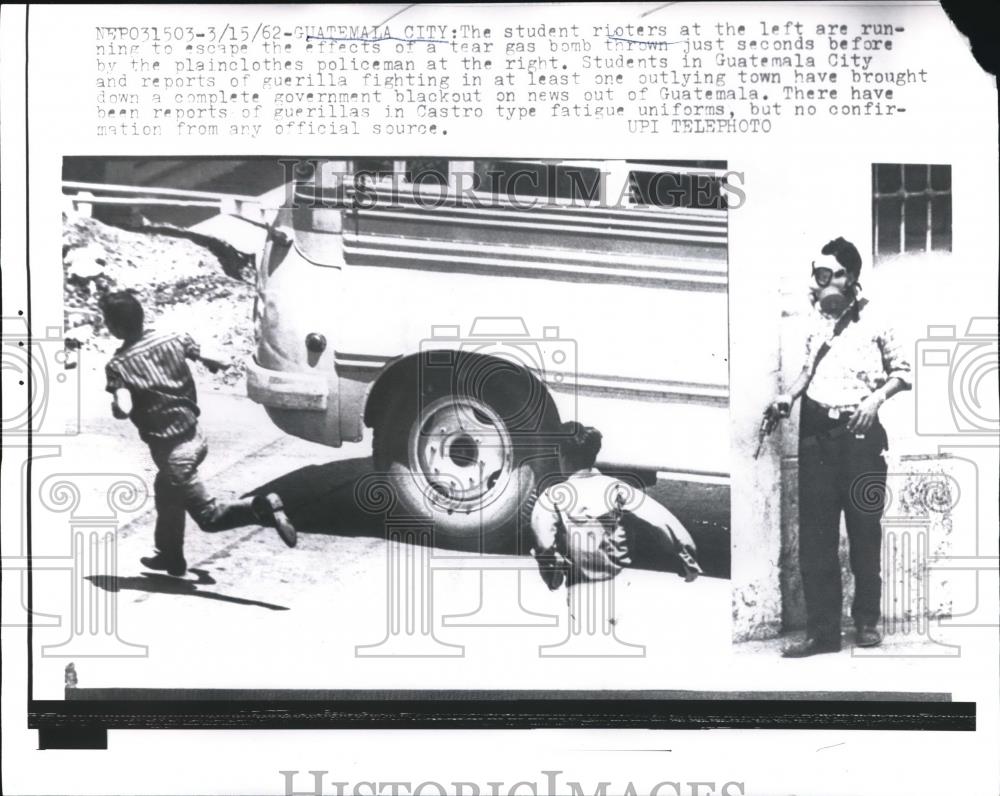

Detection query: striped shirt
xmin=804 ymin=301 xmax=912 ymax=409
xmin=105 ymin=329 xmax=201 ymax=441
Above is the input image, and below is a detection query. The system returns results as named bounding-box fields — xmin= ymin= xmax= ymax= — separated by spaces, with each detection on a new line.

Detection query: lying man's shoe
xmin=855 ymin=625 xmax=883 ymax=648
xmin=140 ymin=552 xmax=187 ymax=577
xmin=253 ymin=493 xmax=297 ymax=548
xmin=781 ymin=636 xmax=842 ymax=658
xmin=678 ymin=548 xmax=703 ymax=582
xmin=532 ymin=545 xmax=567 ymax=591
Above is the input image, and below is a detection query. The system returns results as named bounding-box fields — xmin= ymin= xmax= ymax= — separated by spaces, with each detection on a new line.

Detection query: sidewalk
xmin=739 ymin=626 xmax=964 ymax=661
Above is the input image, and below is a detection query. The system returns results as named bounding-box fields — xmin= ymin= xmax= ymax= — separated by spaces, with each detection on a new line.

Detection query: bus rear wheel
xmin=372 ymin=385 xmax=556 ymax=552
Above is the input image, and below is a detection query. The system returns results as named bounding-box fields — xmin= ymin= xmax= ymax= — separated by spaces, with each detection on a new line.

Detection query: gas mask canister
xmin=811 ymin=262 xmax=854 ymax=316
xmin=817 ymin=284 xmax=851 ymax=316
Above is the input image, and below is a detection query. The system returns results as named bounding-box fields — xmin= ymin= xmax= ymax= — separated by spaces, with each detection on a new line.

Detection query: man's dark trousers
xmin=798 ymin=396 xmax=888 ymax=642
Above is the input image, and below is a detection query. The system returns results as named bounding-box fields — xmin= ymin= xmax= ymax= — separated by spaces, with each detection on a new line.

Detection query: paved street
xmin=30 ymin=366 xmax=732 ymax=696
xmin=27 ymin=348 xmax=982 ymax=702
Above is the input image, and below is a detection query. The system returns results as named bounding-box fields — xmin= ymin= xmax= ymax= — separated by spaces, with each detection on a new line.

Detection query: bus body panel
xmin=248 ymin=161 xmax=730 ymax=481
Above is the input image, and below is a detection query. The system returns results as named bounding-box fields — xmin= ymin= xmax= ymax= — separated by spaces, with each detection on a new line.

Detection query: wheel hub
xmin=410 ymin=396 xmax=514 ymax=510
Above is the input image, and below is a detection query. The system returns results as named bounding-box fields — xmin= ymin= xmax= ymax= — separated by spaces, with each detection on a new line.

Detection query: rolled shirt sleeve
xmin=878 ymin=325 xmax=912 ymax=388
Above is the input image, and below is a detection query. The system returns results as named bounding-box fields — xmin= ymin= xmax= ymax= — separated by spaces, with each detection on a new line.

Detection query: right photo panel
xmin=733 ymin=160 xmax=997 ymax=659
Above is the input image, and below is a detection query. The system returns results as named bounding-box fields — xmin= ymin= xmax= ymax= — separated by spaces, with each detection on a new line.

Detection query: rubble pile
xmin=63 ymin=212 xmax=256 ymax=389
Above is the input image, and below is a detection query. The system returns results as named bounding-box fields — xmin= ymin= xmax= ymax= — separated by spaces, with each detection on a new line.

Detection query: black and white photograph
xmin=3 ymin=2 xmax=999 ymax=795
xmin=732 ymin=162 xmax=998 ymax=660
xmin=33 ymin=156 xmax=734 ymax=694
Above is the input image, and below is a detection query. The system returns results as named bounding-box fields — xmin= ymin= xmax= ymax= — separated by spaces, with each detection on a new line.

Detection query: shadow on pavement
xmin=86 ymin=569 xmax=290 ymax=611
xmin=243 ymin=455 xmax=731 ymax=579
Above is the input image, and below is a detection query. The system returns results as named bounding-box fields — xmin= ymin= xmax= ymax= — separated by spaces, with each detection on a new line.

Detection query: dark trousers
xmin=147 ymin=426 xmax=258 ymax=563
xmin=798 ymin=396 xmax=888 ymax=641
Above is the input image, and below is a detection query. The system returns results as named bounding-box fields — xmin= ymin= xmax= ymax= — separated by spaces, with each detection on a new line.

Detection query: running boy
xmin=100 ymin=291 xmax=296 ymax=577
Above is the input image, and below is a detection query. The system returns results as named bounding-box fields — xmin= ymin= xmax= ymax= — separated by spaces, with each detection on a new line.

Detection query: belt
xmin=812 ymin=402 xmax=859 ymax=420
xmin=800 ymin=417 xmax=883 ymax=449
xmin=799 ymin=396 xmax=865 ymax=445
xmin=801 ymin=424 xmax=859 ymax=447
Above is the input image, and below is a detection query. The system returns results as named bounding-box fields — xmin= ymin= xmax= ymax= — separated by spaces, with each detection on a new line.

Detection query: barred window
xmin=872 ymin=164 xmax=952 ymax=261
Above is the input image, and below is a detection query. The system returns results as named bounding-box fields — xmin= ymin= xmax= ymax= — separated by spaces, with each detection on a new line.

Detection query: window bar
xmin=898 ymin=165 xmax=906 ymax=254
xmin=925 ymin=164 xmax=933 ymax=252
xmin=873 ymin=190 xmax=880 ymax=260
xmin=872 ymin=165 xmax=952 ymax=258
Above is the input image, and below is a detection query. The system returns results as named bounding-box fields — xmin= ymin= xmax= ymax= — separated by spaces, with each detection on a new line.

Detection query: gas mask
xmin=811 ymin=261 xmax=857 ymax=316
xmin=816 ymin=284 xmax=851 ymax=316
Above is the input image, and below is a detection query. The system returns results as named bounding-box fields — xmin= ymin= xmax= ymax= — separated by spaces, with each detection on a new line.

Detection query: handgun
xmin=753 ymin=400 xmax=788 ymax=459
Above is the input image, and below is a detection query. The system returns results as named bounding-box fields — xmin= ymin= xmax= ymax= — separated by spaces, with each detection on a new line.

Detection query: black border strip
xmin=31 ymin=696 xmax=975 ymax=731
xmin=25 ymin=1 xmax=35 ymax=708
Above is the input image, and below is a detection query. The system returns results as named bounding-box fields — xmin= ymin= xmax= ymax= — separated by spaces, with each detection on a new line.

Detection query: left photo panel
xmin=29 ymin=157 xmax=732 ymax=697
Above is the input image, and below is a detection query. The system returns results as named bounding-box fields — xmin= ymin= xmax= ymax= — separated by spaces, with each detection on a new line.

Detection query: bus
xmin=246 ymin=158 xmax=731 ymax=551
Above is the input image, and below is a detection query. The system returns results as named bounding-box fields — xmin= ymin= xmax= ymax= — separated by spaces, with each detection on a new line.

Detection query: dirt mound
xmin=63 ymin=212 xmax=256 ymax=390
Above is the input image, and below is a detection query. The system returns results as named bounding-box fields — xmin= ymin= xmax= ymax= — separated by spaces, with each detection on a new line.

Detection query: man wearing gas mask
xmin=766 ymin=237 xmax=912 ymax=657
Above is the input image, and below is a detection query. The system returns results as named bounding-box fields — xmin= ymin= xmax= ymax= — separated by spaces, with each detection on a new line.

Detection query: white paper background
xmin=2 ymin=3 xmax=998 ymax=794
